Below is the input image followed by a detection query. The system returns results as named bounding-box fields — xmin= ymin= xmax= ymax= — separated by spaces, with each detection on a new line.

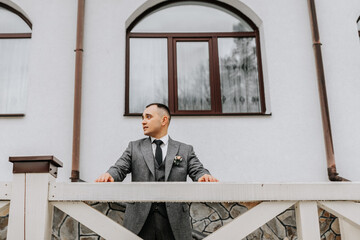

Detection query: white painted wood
xmin=204 ymin=201 xmax=295 ymax=239
xmin=0 ymin=182 xmax=11 ymax=200
xmin=0 ymin=201 xmax=9 ymax=212
xmin=49 ymin=182 xmax=360 ymax=202
xmin=318 ymin=201 xmax=360 ymax=227
xmin=52 ymin=202 xmax=141 ymax=240
xmin=339 ymin=218 xmax=360 ymax=240
xmin=25 ymin=173 xmax=55 ymax=240
xmin=295 ymin=201 xmax=321 ymax=240
xmin=7 ymin=174 xmax=25 ymax=240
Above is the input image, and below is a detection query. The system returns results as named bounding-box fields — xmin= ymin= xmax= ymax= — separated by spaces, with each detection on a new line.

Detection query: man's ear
xmin=161 ymin=116 xmax=168 ymax=126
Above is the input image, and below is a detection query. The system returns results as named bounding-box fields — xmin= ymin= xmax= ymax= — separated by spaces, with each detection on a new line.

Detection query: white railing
xmin=1 ymin=171 xmax=360 ymax=239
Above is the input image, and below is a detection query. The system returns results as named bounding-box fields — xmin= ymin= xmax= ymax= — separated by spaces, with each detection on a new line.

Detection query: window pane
xmin=357 ymin=20 xmax=360 ymax=31
xmin=132 ymin=3 xmax=253 ymax=33
xmin=218 ymin=38 xmax=261 ymax=113
xmin=129 ymin=38 xmax=168 ymax=113
xmin=0 ymin=38 xmax=30 ymax=113
xmin=0 ymin=7 xmax=30 ymax=33
xmin=176 ymin=42 xmax=211 ymax=111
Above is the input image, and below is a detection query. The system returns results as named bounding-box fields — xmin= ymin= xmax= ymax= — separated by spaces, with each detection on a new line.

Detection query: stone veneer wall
xmin=0 ymin=203 xmax=341 ymax=240
xmin=0 ymin=207 xmax=8 ymax=240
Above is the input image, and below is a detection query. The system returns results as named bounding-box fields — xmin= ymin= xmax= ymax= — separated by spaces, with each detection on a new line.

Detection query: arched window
xmin=0 ymin=3 xmax=31 ymax=116
xmin=126 ymin=1 xmax=266 ymax=115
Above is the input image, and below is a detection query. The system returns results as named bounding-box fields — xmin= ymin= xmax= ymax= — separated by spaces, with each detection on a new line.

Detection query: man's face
xmin=142 ymin=105 xmax=163 ymax=137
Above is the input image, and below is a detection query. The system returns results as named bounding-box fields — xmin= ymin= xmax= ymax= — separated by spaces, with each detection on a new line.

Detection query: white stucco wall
xmin=0 ymin=0 xmax=359 ymax=183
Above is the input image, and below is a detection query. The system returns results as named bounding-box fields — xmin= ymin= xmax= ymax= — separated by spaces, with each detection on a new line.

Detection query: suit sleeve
xmin=106 ymin=142 xmax=132 ymax=182
xmin=187 ymin=145 xmax=210 ymax=182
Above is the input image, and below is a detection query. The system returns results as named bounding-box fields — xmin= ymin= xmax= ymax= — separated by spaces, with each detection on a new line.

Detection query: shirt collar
xmin=151 ymin=134 xmax=169 ymax=146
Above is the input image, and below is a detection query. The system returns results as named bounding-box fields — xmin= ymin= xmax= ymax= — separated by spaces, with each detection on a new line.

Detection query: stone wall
xmin=0 ymin=207 xmax=8 ymax=240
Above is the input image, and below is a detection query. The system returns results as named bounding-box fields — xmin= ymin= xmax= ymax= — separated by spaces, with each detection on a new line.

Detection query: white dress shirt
xmin=150 ymin=134 xmax=169 ymax=162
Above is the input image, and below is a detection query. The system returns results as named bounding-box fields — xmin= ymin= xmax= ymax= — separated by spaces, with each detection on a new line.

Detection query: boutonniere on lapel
xmin=173 ymin=156 xmax=183 ymax=166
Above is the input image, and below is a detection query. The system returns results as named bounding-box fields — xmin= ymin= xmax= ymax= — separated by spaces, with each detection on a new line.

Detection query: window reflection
xmin=129 ymin=38 xmax=168 ymax=113
xmin=0 ymin=6 xmax=31 ymax=114
xmin=176 ymin=41 xmax=211 ymax=111
xmin=218 ymin=38 xmax=260 ymax=113
xmin=0 ymin=39 xmax=30 ymax=113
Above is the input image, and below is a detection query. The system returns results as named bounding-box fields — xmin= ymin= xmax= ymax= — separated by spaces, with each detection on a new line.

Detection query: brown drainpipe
xmin=71 ymin=0 xmax=85 ymax=182
xmin=307 ymin=0 xmax=348 ymax=181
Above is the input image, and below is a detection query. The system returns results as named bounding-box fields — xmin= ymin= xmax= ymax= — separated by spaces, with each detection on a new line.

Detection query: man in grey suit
xmin=96 ymin=103 xmax=218 ymax=240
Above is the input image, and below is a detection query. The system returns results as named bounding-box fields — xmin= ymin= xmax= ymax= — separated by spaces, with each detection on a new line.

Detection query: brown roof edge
xmin=307 ymin=0 xmax=349 ymax=182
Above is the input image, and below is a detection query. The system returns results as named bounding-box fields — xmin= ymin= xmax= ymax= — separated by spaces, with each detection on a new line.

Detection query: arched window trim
xmin=126 ymin=0 xmax=258 ymax=34
xmin=0 ymin=3 xmax=32 ymax=39
xmin=125 ymin=0 xmax=266 ymax=116
xmin=0 ymin=3 xmax=31 ymax=117
xmin=0 ymin=2 xmax=32 ymax=30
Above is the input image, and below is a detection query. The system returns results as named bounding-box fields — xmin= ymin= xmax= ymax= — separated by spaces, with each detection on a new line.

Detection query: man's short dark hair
xmin=146 ymin=103 xmax=171 ymax=122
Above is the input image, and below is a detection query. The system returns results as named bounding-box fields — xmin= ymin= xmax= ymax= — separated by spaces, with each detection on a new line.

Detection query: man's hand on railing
xmin=198 ymin=174 xmax=218 ymax=182
xmin=95 ymin=173 xmax=114 ymax=182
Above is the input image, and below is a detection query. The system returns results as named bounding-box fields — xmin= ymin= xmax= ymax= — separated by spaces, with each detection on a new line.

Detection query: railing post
xmin=6 ymin=173 xmax=25 ymax=240
xmin=7 ymin=156 xmax=63 ymax=240
xmin=295 ymin=201 xmax=321 ymax=240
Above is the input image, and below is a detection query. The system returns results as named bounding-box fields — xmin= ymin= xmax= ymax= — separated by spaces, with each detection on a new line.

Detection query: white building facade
xmin=1 ymin=0 xmax=360 ymax=184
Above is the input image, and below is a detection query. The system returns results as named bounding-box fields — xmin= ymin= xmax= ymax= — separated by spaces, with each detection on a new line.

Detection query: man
xmin=96 ymin=103 xmax=218 ymax=240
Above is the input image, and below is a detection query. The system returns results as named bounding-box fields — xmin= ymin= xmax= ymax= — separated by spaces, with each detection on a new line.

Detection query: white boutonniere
xmin=173 ymin=156 xmax=183 ymax=166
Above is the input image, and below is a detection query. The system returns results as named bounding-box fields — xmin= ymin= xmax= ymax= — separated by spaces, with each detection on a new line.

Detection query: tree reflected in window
xmin=0 ymin=4 xmax=31 ymax=115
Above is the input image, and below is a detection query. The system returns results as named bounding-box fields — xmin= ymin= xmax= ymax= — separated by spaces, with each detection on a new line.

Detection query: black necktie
xmin=153 ymin=140 xmax=163 ymax=165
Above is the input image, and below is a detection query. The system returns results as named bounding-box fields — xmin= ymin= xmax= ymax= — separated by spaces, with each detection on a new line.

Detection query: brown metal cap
xmin=9 ymin=155 xmax=63 ymax=178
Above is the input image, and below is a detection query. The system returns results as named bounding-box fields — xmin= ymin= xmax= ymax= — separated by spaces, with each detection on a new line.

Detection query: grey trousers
xmin=138 ymin=204 xmax=175 ymax=240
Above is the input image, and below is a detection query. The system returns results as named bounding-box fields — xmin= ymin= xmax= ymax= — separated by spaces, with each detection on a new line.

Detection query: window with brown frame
xmin=125 ymin=1 xmax=266 ymax=115
xmin=357 ymin=17 xmax=360 ymax=38
xmin=0 ymin=4 xmax=32 ymax=116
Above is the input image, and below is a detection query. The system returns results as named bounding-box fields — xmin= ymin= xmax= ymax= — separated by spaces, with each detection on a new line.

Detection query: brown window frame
xmin=125 ymin=1 xmax=266 ymax=116
xmin=0 ymin=3 xmax=32 ymax=117
xmin=358 ymin=17 xmax=360 ymax=37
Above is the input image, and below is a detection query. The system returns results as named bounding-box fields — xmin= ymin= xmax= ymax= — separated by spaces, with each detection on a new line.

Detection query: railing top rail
xmin=0 ymin=182 xmax=11 ymax=200
xmin=49 ymin=182 xmax=360 ymax=202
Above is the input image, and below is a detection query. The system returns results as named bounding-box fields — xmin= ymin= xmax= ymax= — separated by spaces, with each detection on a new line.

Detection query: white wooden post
xmin=295 ymin=201 xmax=321 ymax=240
xmin=8 ymin=156 xmax=63 ymax=240
xmin=7 ymin=174 xmax=25 ymax=240
xmin=26 ymin=173 xmax=55 ymax=240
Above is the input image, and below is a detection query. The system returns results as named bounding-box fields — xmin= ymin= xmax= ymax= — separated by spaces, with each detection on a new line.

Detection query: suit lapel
xmin=140 ymin=137 xmax=155 ymax=177
xmin=165 ymin=137 xmax=179 ymax=181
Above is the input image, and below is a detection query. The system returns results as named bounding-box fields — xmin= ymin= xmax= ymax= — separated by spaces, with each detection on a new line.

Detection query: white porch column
xmin=7 ymin=156 xmax=63 ymax=240
xmin=7 ymin=174 xmax=25 ymax=240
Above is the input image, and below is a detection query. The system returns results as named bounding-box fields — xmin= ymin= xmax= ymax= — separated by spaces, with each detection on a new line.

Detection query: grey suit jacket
xmin=107 ymin=137 xmax=210 ymax=240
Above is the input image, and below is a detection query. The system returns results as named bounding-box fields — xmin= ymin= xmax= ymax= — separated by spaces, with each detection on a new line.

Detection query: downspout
xmin=71 ymin=0 xmax=85 ymax=182
xmin=307 ymin=0 xmax=349 ymax=181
